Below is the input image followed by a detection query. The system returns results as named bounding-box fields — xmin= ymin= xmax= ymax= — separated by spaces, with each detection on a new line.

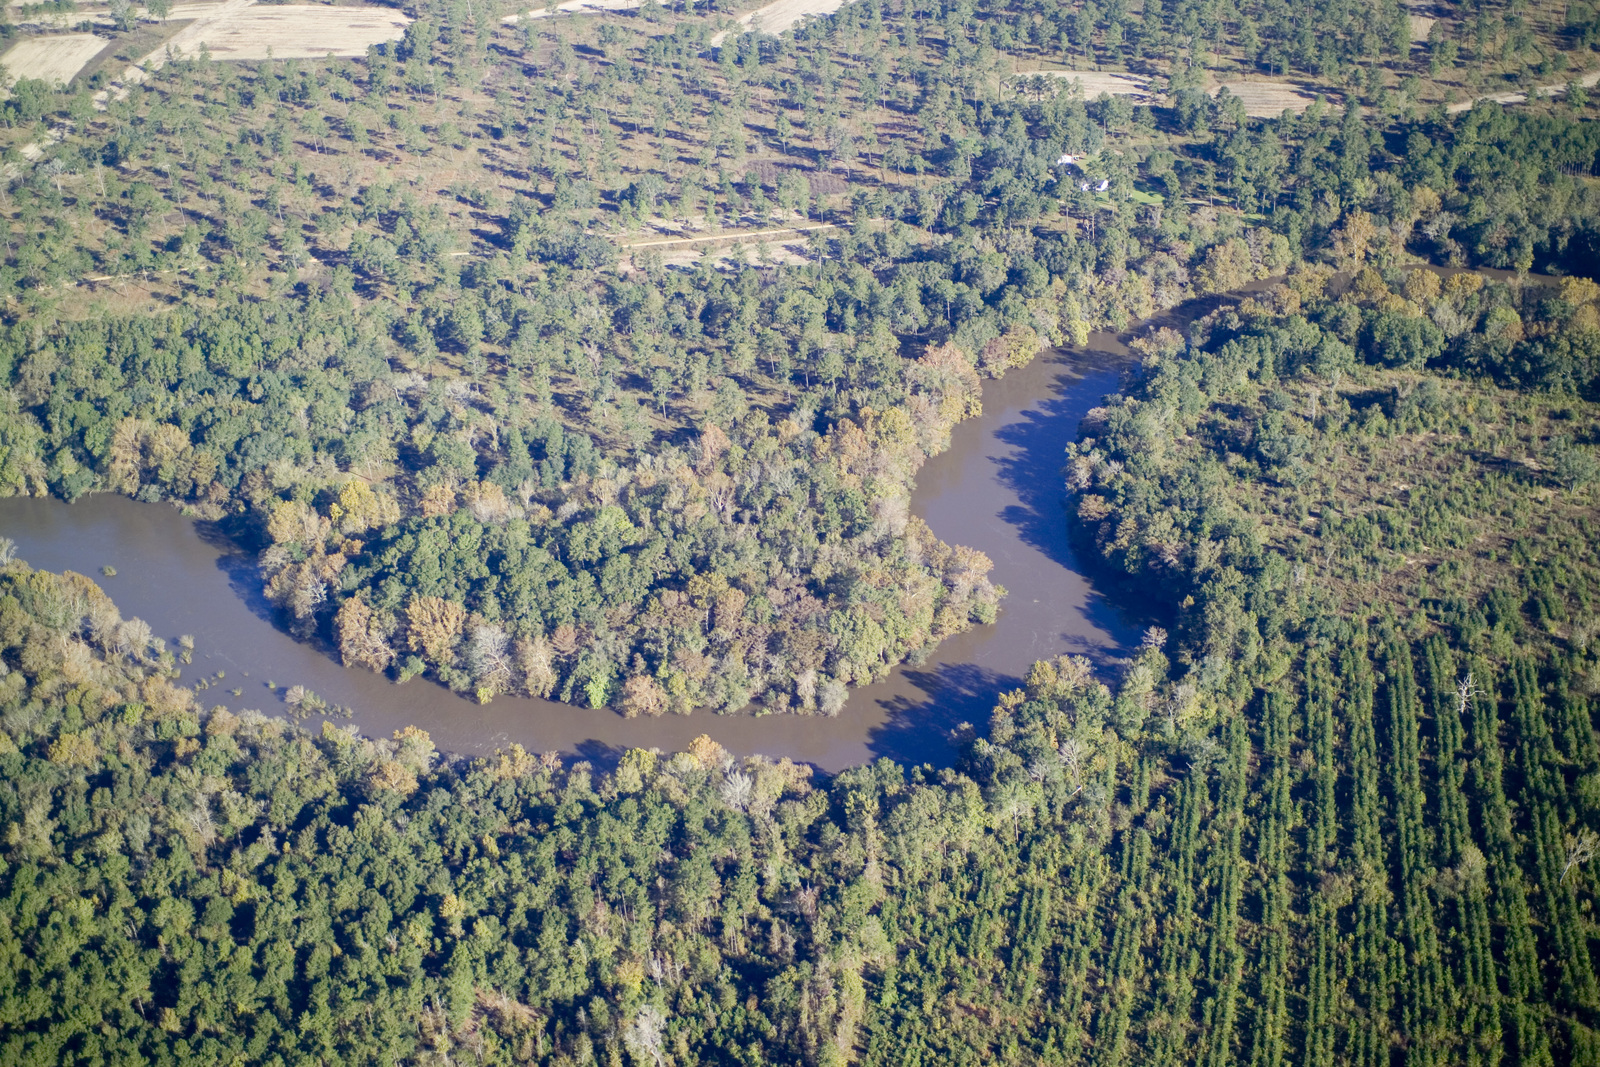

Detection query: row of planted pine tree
xmin=863 ymin=624 xmax=1600 ymax=1065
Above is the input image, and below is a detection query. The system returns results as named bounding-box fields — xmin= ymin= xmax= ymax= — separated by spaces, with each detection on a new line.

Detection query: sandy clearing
xmin=709 ymin=0 xmax=846 ymax=46
xmin=159 ymin=2 xmax=241 ymax=18
xmin=1446 ymin=68 xmax=1600 ymax=112
xmin=1409 ymin=14 xmax=1435 ymax=41
xmin=177 ymin=6 xmax=410 ymax=59
xmin=643 ymin=239 xmax=812 ymax=272
xmin=501 ymin=0 xmax=637 ymax=23
xmin=1022 ymin=69 xmax=1149 ymax=97
xmin=1 ymin=33 xmax=107 ymax=84
xmin=1213 ymin=80 xmax=1318 ymax=116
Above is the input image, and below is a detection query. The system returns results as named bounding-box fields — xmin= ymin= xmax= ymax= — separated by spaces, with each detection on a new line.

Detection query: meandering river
xmin=0 ymin=339 xmax=1140 ymax=771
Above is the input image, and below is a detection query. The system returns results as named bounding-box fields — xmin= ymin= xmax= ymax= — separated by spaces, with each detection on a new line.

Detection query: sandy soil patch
xmin=1023 ymin=69 xmax=1149 ymax=97
xmin=180 ymin=5 xmax=410 ymax=60
xmin=501 ymin=0 xmax=637 ymax=22
xmin=1213 ymin=80 xmax=1318 ymax=116
xmin=1 ymin=33 xmax=107 ymax=85
xmin=710 ymin=0 xmax=846 ymax=45
xmin=1447 ymin=69 xmax=1600 ymax=113
xmin=1409 ymin=14 xmax=1435 ymax=41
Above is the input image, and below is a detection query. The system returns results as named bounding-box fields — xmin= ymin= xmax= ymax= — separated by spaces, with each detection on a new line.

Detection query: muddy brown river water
xmin=0 ymin=339 xmax=1140 ymax=772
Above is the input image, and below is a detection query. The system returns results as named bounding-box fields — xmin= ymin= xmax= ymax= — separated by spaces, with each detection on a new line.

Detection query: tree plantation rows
xmin=1059 ymin=261 xmax=1600 ymax=1063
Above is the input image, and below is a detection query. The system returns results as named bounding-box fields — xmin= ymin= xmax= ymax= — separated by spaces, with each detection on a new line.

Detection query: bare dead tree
xmin=1563 ymin=829 xmax=1598 ymax=884
xmin=1457 ymin=672 xmax=1478 ymax=721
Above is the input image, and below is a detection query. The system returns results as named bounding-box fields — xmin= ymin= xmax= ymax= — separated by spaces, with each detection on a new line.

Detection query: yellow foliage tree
xmin=406 ymin=595 xmax=465 ymax=663
xmin=336 ymin=480 xmax=401 ymax=534
xmin=267 ymin=499 xmax=325 ymax=547
xmin=688 ymin=734 xmax=729 ymax=770
xmin=515 ymin=635 xmax=559 ymax=697
xmin=419 ymin=483 xmax=457 ymax=519
xmin=48 ymin=730 xmax=99 ymax=768
xmin=1194 ymin=238 xmax=1260 ymax=294
xmin=370 ymin=759 xmax=418 ymax=795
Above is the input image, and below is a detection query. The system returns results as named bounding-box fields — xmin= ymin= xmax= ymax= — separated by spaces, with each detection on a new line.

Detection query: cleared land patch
xmin=181 ymin=5 xmax=411 ymax=60
xmin=1446 ymin=69 xmax=1600 ymax=112
xmin=1213 ymin=80 xmax=1318 ymax=115
xmin=709 ymin=0 xmax=847 ymax=45
xmin=2 ymin=33 xmax=107 ymax=85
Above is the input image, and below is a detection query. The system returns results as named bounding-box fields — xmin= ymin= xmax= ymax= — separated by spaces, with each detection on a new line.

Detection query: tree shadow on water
xmin=865 ymin=662 xmax=1020 ymax=766
xmin=990 ymin=352 xmax=1141 ymax=652
xmin=574 ymin=739 xmax=627 ymax=773
xmin=194 ymin=519 xmax=285 ymax=628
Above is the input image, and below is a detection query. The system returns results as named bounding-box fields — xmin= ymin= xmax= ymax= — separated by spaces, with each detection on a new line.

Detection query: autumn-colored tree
xmin=369 ymin=760 xmax=418 ymax=795
xmin=620 ymin=673 xmax=668 ymax=718
xmin=1330 ymin=210 xmax=1378 ymax=269
xmin=335 ymin=480 xmax=402 ymax=535
xmin=1403 ymin=267 xmax=1442 ymax=305
xmin=697 ymin=423 xmax=731 ymax=473
xmin=267 ymin=499 xmax=328 ymax=547
xmin=978 ymin=325 xmax=1041 ymax=377
xmin=335 ymin=596 xmax=397 ymax=672
xmin=463 ymin=481 xmax=513 ymax=524
xmin=406 ymin=595 xmax=466 ymax=663
xmin=419 ymin=483 xmax=457 ymax=519
xmin=105 ymin=417 xmax=153 ymax=492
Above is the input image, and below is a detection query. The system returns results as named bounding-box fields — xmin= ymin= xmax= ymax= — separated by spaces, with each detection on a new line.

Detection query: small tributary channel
xmin=0 ymin=339 xmax=1141 ymax=772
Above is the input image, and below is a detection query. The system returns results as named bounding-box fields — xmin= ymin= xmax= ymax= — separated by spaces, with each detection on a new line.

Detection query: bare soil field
xmin=1213 ymin=80 xmax=1318 ymax=115
xmin=2 ymin=33 xmax=108 ymax=85
xmin=1409 ymin=15 xmax=1436 ymax=41
xmin=709 ymin=0 xmax=846 ymax=45
xmin=1024 ymin=69 xmax=1149 ymax=97
xmin=181 ymin=5 xmax=411 ymax=60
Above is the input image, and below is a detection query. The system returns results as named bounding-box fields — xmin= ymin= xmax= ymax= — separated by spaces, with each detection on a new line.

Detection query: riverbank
xmin=0 ymin=342 xmax=1137 ymax=771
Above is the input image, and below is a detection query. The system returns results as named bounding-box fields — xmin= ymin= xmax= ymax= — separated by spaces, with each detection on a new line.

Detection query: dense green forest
xmin=0 ymin=0 xmax=1598 ymax=712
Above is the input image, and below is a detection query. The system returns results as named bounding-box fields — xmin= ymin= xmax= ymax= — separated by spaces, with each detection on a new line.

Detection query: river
xmin=0 ymin=339 xmax=1139 ymax=772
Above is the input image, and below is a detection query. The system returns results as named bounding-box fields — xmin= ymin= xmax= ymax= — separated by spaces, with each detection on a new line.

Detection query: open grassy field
xmin=1 ymin=33 xmax=108 ymax=85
